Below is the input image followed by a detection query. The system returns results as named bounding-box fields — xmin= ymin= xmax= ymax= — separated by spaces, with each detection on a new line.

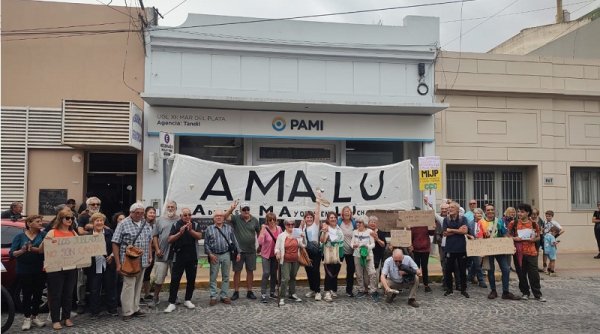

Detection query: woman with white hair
xmin=274 ymin=219 xmax=306 ymax=306
xmin=351 ymin=216 xmax=378 ymax=301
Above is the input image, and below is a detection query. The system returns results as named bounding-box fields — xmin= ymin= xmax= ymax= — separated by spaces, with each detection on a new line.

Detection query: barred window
xmin=447 ymin=170 xmax=466 ymax=208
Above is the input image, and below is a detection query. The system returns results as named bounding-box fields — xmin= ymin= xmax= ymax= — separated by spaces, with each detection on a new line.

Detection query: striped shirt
xmin=111 ymin=217 xmax=153 ymax=268
xmin=204 ymin=223 xmax=240 ymax=255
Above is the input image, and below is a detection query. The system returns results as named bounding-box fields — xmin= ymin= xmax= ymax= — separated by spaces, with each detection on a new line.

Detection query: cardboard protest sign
xmin=397 ymin=210 xmax=435 ymax=228
xmin=365 ymin=210 xmax=400 ymax=232
xmin=466 ymin=237 xmax=515 ymax=257
xmin=44 ymin=234 xmax=106 ymax=273
xmin=390 ymin=229 xmax=412 ymax=247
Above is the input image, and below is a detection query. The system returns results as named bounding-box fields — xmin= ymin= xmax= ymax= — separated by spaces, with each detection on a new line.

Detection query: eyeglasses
xmin=166 ymin=206 xmax=176 ymax=209
xmin=469 ymin=202 xmax=477 ymax=205
xmin=64 ymin=216 xmax=73 ymax=220
xmin=267 ymin=218 xmax=276 ymax=222
xmin=89 ymin=203 xmax=100 ymax=206
xmin=182 ymin=214 xmax=192 ymax=217
xmin=241 ymin=208 xmax=250 ymax=212
xmin=285 ymin=223 xmax=295 ymax=226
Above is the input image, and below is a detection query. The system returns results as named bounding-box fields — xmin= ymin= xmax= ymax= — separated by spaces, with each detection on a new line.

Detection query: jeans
xmin=18 ymin=272 xmax=46 ymax=317
xmin=88 ymin=265 xmax=117 ymax=314
xmin=279 ymin=262 xmax=299 ymax=298
xmin=343 ymin=254 xmax=355 ymax=294
xmin=514 ymin=254 xmax=542 ymax=297
xmin=324 ymin=263 xmax=341 ymax=292
xmin=209 ymin=253 xmax=231 ymax=299
xmin=487 ymin=254 xmax=511 ymax=293
xmin=168 ymin=257 xmax=198 ymax=303
xmin=385 ymin=276 xmax=419 ymax=301
xmin=467 ymin=256 xmax=484 ymax=283
xmin=260 ymin=256 xmax=278 ymax=295
xmin=120 ymin=268 xmax=145 ymax=317
xmin=47 ymin=269 xmax=77 ymax=323
xmin=413 ymin=252 xmax=430 ymax=285
xmin=304 ymin=251 xmax=321 ymax=293
xmin=444 ymin=252 xmax=467 ymax=292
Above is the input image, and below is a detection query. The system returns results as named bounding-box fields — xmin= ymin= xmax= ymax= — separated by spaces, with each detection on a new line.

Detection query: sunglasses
xmin=241 ymin=208 xmax=250 ymax=212
xmin=64 ymin=216 xmax=73 ymax=220
xmin=285 ymin=223 xmax=295 ymax=226
xmin=89 ymin=203 xmax=100 ymax=206
xmin=182 ymin=214 xmax=192 ymax=217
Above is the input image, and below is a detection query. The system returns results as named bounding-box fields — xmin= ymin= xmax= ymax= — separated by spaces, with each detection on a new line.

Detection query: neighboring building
xmin=435 ymin=50 xmax=600 ymax=251
xmin=1 ymin=0 xmax=147 ymax=219
xmin=142 ymin=14 xmax=445 ymax=207
xmin=489 ymin=8 xmax=600 ymax=59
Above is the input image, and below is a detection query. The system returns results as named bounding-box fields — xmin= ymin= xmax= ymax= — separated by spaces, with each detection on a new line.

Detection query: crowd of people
xmin=7 ymin=195 xmax=598 ymax=331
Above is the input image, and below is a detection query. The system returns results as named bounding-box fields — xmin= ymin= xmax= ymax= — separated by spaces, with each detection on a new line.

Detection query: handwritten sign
xmin=418 ymin=156 xmax=441 ymax=191
xmin=397 ymin=210 xmax=435 ymax=228
xmin=466 ymin=237 xmax=515 ymax=257
xmin=366 ymin=210 xmax=400 ymax=232
xmin=44 ymin=234 xmax=106 ymax=272
xmin=390 ymin=230 xmax=412 ymax=247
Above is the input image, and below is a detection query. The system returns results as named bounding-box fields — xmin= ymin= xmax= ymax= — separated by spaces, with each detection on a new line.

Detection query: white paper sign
xmin=517 ymin=228 xmax=534 ymax=240
xmin=164 ymin=155 xmax=414 ymax=219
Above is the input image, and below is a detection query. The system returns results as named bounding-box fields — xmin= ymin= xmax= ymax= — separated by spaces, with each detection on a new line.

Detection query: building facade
xmin=1 ymin=0 xmax=147 ymax=219
xmin=141 ymin=14 xmax=445 ymax=209
xmin=435 ymin=51 xmax=600 ymax=251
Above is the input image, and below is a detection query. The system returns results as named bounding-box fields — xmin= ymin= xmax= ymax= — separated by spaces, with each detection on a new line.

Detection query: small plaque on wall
xmin=39 ymin=189 xmax=68 ymax=215
xmin=544 ymin=177 xmax=554 ymax=185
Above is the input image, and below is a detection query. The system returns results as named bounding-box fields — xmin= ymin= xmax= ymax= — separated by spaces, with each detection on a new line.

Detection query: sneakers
xmin=144 ymin=294 xmax=153 ymax=300
xmin=346 ymin=291 xmax=355 ymax=298
xmin=231 ymin=291 xmax=239 ymax=301
xmin=331 ymin=291 xmax=338 ymax=298
xmin=183 ymin=300 xmax=196 ymax=309
xmin=220 ymin=297 xmax=231 ymax=304
xmin=209 ymin=298 xmax=218 ymax=306
xmin=22 ymin=318 xmax=32 ymax=331
xmin=305 ymin=291 xmax=315 ymax=298
xmin=323 ymin=292 xmax=333 ymax=302
xmin=278 ymin=299 xmax=285 ymax=307
xmin=521 ymin=294 xmax=530 ymax=301
xmin=488 ymin=290 xmax=498 ymax=299
xmin=31 ymin=316 xmax=45 ymax=328
xmin=408 ymin=298 xmax=419 ymax=308
xmin=478 ymin=282 xmax=488 ymax=289
xmin=424 ymin=285 xmax=432 ymax=293
xmin=461 ymin=291 xmax=470 ymax=298
xmin=371 ymin=292 xmax=380 ymax=303
xmin=444 ymin=290 xmax=453 ymax=297
xmin=269 ymin=292 xmax=278 ymax=300
xmin=502 ymin=292 xmax=521 ymax=300
xmin=289 ymin=294 xmax=302 ymax=302
xmin=315 ymin=292 xmax=322 ymax=301
xmin=535 ymin=296 xmax=547 ymax=302
xmin=594 ymin=253 xmax=600 ymax=259
xmin=247 ymin=291 xmax=257 ymax=300
xmin=355 ymin=291 xmax=367 ymax=298
xmin=164 ymin=303 xmax=176 ymax=313
xmin=261 ymin=294 xmax=268 ymax=303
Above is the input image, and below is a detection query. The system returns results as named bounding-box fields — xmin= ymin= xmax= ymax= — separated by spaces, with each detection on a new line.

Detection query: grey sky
xmin=42 ymin=0 xmax=600 ymax=52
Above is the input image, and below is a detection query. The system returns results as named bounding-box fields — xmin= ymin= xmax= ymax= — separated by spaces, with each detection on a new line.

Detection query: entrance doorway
xmin=86 ymin=153 xmax=137 ymax=221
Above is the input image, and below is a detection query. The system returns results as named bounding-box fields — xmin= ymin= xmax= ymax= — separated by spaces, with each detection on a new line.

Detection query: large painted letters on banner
xmin=165 ymin=155 xmax=414 ymax=219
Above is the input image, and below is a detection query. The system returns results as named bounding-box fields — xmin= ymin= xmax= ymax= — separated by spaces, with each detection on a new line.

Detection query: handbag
xmin=120 ymin=222 xmax=146 ymax=277
xmin=298 ymin=247 xmax=312 ymax=267
xmin=215 ymin=226 xmax=238 ymax=261
xmin=304 ymin=226 xmax=321 ymax=257
xmin=323 ymin=243 xmax=341 ymax=264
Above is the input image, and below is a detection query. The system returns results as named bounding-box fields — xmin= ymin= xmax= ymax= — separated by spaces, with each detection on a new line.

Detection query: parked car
xmin=1 ymin=219 xmax=48 ymax=313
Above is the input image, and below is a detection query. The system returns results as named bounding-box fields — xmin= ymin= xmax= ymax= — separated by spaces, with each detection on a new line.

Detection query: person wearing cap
xmin=225 ymin=200 xmax=261 ymax=300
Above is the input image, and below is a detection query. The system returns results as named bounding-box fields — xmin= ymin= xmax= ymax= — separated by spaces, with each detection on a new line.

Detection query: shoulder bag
xmin=121 ymin=221 xmax=146 ymax=277
xmin=215 ymin=226 xmax=238 ymax=261
xmin=298 ymin=233 xmax=312 ymax=267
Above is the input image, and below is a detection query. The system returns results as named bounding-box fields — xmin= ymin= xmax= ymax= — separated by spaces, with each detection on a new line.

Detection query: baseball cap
xmin=240 ymin=202 xmax=250 ymax=209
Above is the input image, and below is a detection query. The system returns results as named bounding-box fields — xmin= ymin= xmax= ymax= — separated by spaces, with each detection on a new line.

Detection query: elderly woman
xmin=86 ymin=212 xmax=117 ymax=316
xmin=466 ymin=208 xmax=487 ymax=288
xmin=9 ymin=215 xmax=47 ymax=330
xmin=44 ymin=208 xmax=79 ymax=330
xmin=337 ymin=206 xmax=356 ymax=297
xmin=257 ymin=212 xmax=281 ymax=303
xmin=274 ymin=219 xmax=305 ymax=306
xmin=351 ymin=216 xmax=378 ymax=301
xmin=301 ymin=197 xmax=322 ymax=301
xmin=320 ymin=211 xmax=344 ymax=302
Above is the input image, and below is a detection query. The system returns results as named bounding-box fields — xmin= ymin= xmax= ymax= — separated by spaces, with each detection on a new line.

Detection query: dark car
xmin=1 ymin=219 xmax=48 ymax=313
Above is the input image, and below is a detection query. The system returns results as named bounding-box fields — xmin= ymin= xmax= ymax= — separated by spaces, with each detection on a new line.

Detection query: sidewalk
xmin=158 ymin=252 xmax=600 ymax=290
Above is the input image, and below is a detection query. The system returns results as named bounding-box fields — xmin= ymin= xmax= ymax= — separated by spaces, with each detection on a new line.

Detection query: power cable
xmin=163 ymin=0 xmax=188 ymax=17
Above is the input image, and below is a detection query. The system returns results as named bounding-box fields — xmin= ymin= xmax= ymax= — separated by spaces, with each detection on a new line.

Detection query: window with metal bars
xmin=571 ymin=167 xmax=600 ymax=210
xmin=446 ymin=166 xmax=525 ymax=214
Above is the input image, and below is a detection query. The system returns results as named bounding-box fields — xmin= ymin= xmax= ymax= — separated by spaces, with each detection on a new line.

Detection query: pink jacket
xmin=257 ymin=225 xmax=281 ymax=259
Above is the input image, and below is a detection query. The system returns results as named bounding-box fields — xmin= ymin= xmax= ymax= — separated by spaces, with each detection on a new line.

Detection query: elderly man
xmin=112 ymin=202 xmax=153 ymax=321
xmin=442 ymin=201 xmax=469 ymax=298
xmin=380 ymin=249 xmax=421 ymax=308
xmin=77 ymin=197 xmax=102 ymax=235
xmin=225 ymin=200 xmax=260 ymax=300
xmin=204 ymin=210 xmax=241 ymax=306
xmin=464 ymin=199 xmax=477 ymax=223
xmin=164 ymin=208 xmax=202 ymax=313
xmin=150 ymin=200 xmax=179 ymax=307
xmin=2 ymin=201 xmax=24 ymax=220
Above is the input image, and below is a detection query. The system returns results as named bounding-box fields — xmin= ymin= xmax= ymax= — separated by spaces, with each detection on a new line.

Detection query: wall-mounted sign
xmin=159 ymin=132 xmax=174 ymax=159
xmin=39 ymin=189 xmax=67 ymax=215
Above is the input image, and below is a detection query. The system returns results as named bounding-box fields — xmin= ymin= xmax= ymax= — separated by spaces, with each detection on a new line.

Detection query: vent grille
xmin=28 ymin=108 xmax=63 ymax=148
xmin=1 ymin=108 xmax=28 ymax=211
xmin=63 ymin=100 xmax=133 ymax=146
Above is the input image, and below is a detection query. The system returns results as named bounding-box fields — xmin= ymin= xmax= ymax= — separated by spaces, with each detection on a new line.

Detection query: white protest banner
xmin=397 ymin=210 xmax=436 ymax=228
xmin=165 ymin=155 xmax=414 ymax=219
xmin=390 ymin=230 xmax=412 ymax=247
xmin=466 ymin=237 xmax=515 ymax=257
xmin=44 ymin=234 xmax=106 ymax=273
